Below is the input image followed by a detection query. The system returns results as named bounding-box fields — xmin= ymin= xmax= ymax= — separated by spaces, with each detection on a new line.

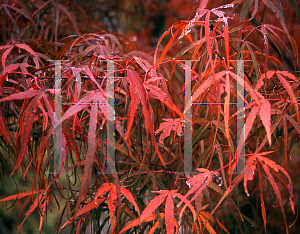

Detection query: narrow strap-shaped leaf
xmin=17 ymin=192 xmax=43 ymax=233
xmin=259 ymin=98 xmax=272 ymax=146
xmin=223 ymin=25 xmax=230 ymax=68
xmin=120 ymin=186 xmax=140 ymax=215
xmin=73 ymin=97 xmax=98 ymax=216
xmin=0 ymin=89 xmax=40 ymax=102
xmin=0 ymin=189 xmax=44 ymax=202
xmin=39 ymin=195 xmax=49 ymax=231
xmin=61 ymin=92 xmax=95 ymax=122
xmin=276 ymin=71 xmax=299 ymax=122
xmin=224 ymin=72 xmax=230 ymax=144
xmin=127 ymin=69 xmax=165 ymax=166
xmin=60 ymin=197 xmax=105 ymax=231
xmin=11 ymin=95 xmax=41 ymax=175
xmin=205 ymin=11 xmax=215 ymax=80
xmin=139 ymin=194 xmax=167 ymax=224
xmin=193 ymin=71 xmax=226 ymax=102
xmin=15 ymin=43 xmax=40 ymax=68
xmin=119 ymin=213 xmax=165 ymax=234
xmin=244 ymin=155 xmax=257 ymax=196
xmin=165 ymin=194 xmax=174 ymax=234
xmin=258 ymin=166 xmax=267 ymax=233
xmin=1 ymin=45 xmax=14 ymax=69
xmin=259 ymin=158 xmax=288 ymax=234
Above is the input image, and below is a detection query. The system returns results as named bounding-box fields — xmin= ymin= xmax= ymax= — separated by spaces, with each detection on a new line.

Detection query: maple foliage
xmin=0 ymin=0 xmax=299 ymax=233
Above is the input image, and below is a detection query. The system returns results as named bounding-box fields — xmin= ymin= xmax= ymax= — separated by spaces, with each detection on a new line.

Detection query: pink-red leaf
xmin=74 ymin=98 xmax=98 ymax=215
xmin=120 ymin=187 xmax=140 ymax=215
xmin=0 ymin=90 xmax=41 ymax=102
xmin=60 ymin=197 xmax=105 ymax=230
xmin=11 ymin=95 xmax=41 ymax=175
xmin=259 ymin=98 xmax=272 ymax=145
xmin=155 ymin=118 xmax=183 ymax=144
xmin=0 ymin=189 xmax=44 ymax=202
xmin=139 ymin=193 xmax=167 ymax=224
xmin=165 ymin=194 xmax=174 ymax=234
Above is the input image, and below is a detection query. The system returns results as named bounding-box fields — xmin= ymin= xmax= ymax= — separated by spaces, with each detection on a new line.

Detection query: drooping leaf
xmin=11 ymin=95 xmax=41 ymax=175
xmin=205 ymin=11 xmax=215 ymax=80
xmin=15 ymin=43 xmax=40 ymax=68
xmin=276 ymin=71 xmax=299 ymax=121
xmin=224 ymin=72 xmax=230 ymax=144
xmin=258 ymin=166 xmax=267 ymax=233
xmin=193 ymin=71 xmax=226 ymax=102
xmin=119 ymin=213 xmax=165 ymax=234
xmin=165 ymin=194 xmax=174 ymax=234
xmin=60 ymin=197 xmax=105 ymax=231
xmin=61 ymin=92 xmax=95 ymax=123
xmin=120 ymin=187 xmax=140 ymax=215
xmin=255 ymin=70 xmax=276 ymax=91
xmin=127 ymin=69 xmax=165 ymax=166
xmin=73 ymin=97 xmax=98 ymax=216
xmin=39 ymin=195 xmax=49 ymax=231
xmin=17 ymin=192 xmax=44 ymax=234
xmin=139 ymin=193 xmax=167 ymax=225
xmin=259 ymin=98 xmax=272 ymax=146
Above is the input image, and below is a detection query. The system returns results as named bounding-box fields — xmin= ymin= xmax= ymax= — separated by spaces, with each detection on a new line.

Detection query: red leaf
xmin=119 ymin=213 xmax=165 ymax=234
xmin=224 ymin=72 xmax=230 ymax=142
xmin=15 ymin=43 xmax=40 ymax=68
xmin=165 ymin=194 xmax=174 ymax=234
xmin=205 ymin=11 xmax=215 ymax=80
xmin=95 ymin=183 xmax=113 ymax=198
xmin=0 ymin=189 xmax=44 ymax=202
xmin=127 ymin=69 xmax=165 ymax=166
xmin=61 ymin=92 xmax=95 ymax=122
xmin=11 ymin=95 xmax=41 ymax=175
xmin=60 ymin=197 xmax=105 ymax=231
xmin=223 ymin=25 xmax=230 ymax=68
xmin=255 ymin=70 xmax=275 ymax=91
xmin=139 ymin=193 xmax=167 ymax=224
xmin=1 ymin=45 xmax=14 ymax=69
xmin=179 ymin=169 xmax=216 ymax=207
xmin=244 ymin=155 xmax=258 ymax=196
xmin=74 ymin=98 xmax=98 ymax=215
xmin=276 ymin=71 xmax=299 ymax=121
xmin=0 ymin=110 xmax=14 ymax=147
xmin=125 ymin=77 xmax=138 ymax=141
xmin=133 ymin=56 xmax=157 ymax=77
xmin=120 ymin=187 xmax=140 ymax=215
xmin=193 ymin=71 xmax=226 ymax=101
xmin=259 ymin=98 xmax=272 ymax=146
xmin=155 ymin=118 xmax=183 ymax=144
xmin=0 ymin=89 xmax=41 ymax=102
xmin=258 ymin=167 xmax=267 ymax=233
xmin=245 ymin=104 xmax=259 ymax=140
xmin=259 ymin=158 xmax=288 ymax=232
xmin=17 ymin=192 xmax=44 ymax=234
xmin=81 ymin=65 xmax=103 ymax=91
xmin=228 ymin=71 xmax=262 ymax=106
xmin=39 ymin=195 xmax=49 ymax=231
xmin=145 ymin=84 xmax=167 ymax=102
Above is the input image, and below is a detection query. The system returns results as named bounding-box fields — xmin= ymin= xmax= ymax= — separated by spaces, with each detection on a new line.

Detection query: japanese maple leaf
xmin=244 ymin=151 xmax=296 ymax=234
xmin=179 ymin=169 xmax=219 ymax=206
xmin=155 ymin=118 xmax=183 ymax=144
xmin=60 ymin=183 xmax=140 ymax=232
xmin=120 ymin=189 xmax=196 ymax=234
